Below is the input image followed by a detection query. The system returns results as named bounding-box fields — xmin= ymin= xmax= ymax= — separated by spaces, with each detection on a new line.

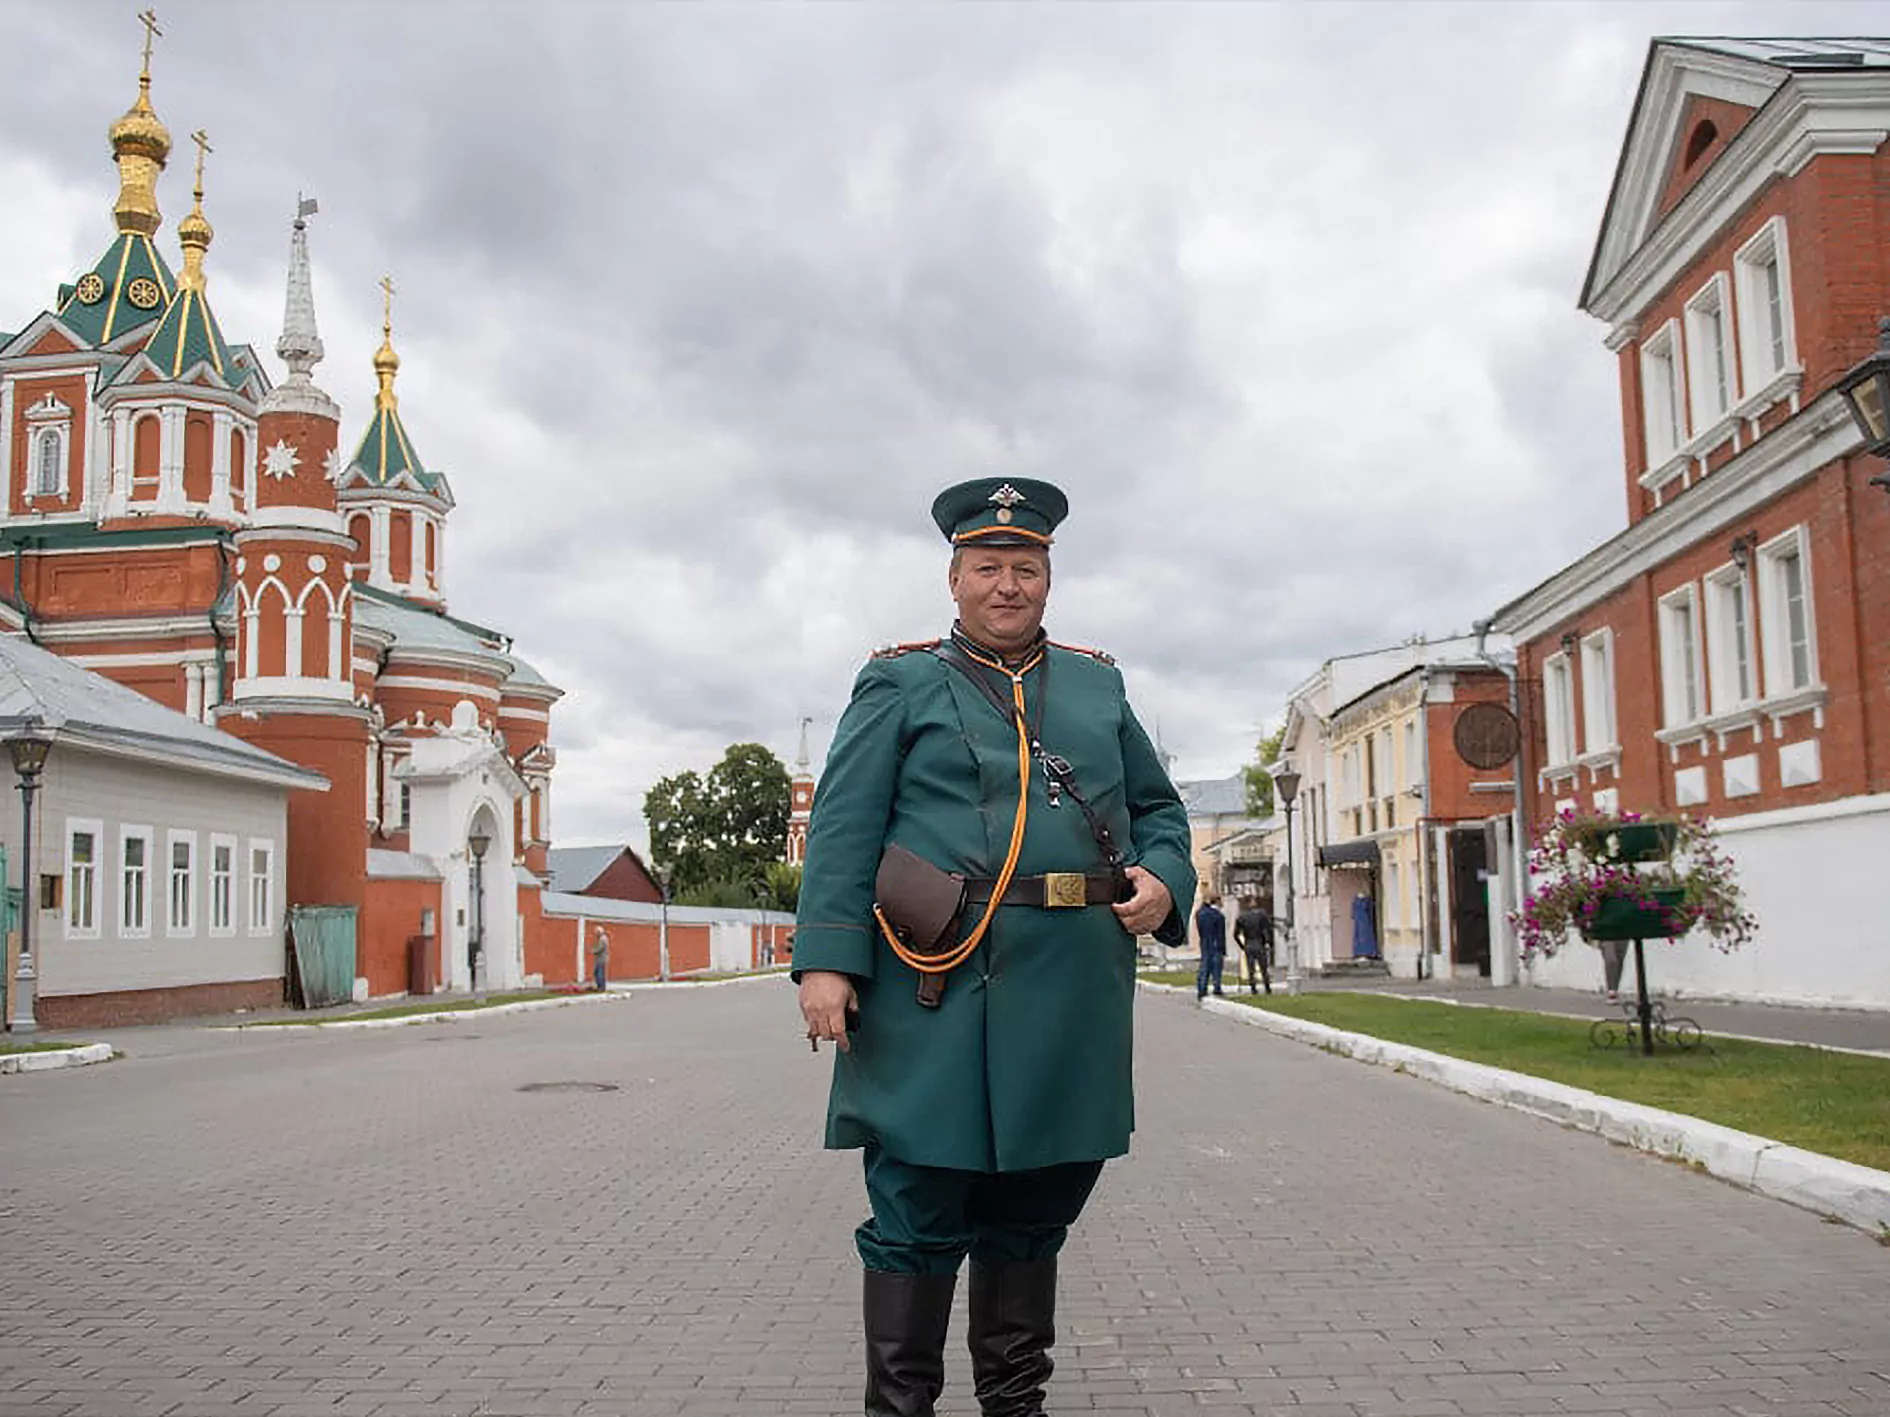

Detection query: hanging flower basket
xmin=1511 ymin=811 xmax=1756 ymax=963
xmin=1570 ymin=819 xmax=1680 ymax=866
xmin=1581 ymin=885 xmax=1688 ymax=942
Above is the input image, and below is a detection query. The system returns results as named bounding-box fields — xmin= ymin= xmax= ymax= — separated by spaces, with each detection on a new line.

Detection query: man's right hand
xmin=799 ymin=970 xmax=858 ymax=1053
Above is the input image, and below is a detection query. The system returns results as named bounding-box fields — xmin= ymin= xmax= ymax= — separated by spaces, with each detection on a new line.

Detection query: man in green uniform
xmin=795 ymin=477 xmax=1194 ymax=1417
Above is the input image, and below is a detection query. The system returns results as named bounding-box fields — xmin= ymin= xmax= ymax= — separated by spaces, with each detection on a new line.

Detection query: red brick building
xmin=1492 ymin=38 xmax=1890 ymax=1007
xmin=0 ymin=36 xmax=571 ymax=1017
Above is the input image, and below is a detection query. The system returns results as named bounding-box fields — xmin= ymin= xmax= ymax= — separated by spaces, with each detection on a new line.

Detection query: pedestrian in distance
xmin=1194 ymin=894 xmax=1226 ymax=1000
xmin=590 ymin=925 xmax=610 ymax=992
xmin=1233 ymin=895 xmax=1274 ymax=995
xmin=1600 ymin=938 xmax=1627 ymax=1003
xmin=795 ymin=476 xmax=1195 ymax=1417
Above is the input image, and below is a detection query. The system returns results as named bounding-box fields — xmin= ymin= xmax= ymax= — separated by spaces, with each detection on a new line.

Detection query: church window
xmin=33 ymin=428 xmax=65 ymax=496
xmin=184 ymin=414 xmax=213 ymax=503
xmin=425 ymin=519 xmax=438 ymax=586
xmin=348 ymin=514 xmax=371 ymax=580
xmin=132 ymin=414 xmax=162 ymax=498
xmin=389 ymin=509 xmax=413 ymax=583
xmin=231 ymin=428 xmax=249 ymax=508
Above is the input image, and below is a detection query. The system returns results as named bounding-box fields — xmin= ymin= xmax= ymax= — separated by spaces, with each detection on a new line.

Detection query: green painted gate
xmin=288 ymin=905 xmax=357 ymax=1010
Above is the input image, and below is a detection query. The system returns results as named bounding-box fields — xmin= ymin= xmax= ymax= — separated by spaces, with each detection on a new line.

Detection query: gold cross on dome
xmin=379 ymin=274 xmax=396 ymax=330
xmin=190 ymin=129 xmax=212 ymax=195
xmin=138 ymin=10 xmax=162 ymax=74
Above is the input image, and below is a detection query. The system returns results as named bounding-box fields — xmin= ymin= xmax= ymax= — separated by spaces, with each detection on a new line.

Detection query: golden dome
xmin=373 ymin=275 xmax=401 ymax=408
xmin=109 ymin=83 xmax=172 ymax=164
xmin=177 ymin=204 xmax=212 ymax=247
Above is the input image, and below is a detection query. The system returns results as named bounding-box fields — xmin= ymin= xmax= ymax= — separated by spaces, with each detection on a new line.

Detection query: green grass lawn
xmin=0 ymin=1040 xmax=90 ymax=1056
xmin=1141 ymin=976 xmax=1890 ymax=1172
xmin=243 ymin=989 xmax=564 ymax=1026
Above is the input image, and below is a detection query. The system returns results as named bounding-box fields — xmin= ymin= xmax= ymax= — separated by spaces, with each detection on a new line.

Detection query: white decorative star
xmin=322 ymin=446 xmax=344 ymax=482
xmin=263 ymin=439 xmax=301 ymax=479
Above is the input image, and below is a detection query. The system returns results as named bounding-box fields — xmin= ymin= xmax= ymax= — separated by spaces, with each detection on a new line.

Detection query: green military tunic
xmin=793 ymin=635 xmax=1195 ymax=1173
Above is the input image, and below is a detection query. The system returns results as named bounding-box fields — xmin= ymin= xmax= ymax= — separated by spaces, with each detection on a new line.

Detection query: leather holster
xmin=875 ymin=844 xmax=966 ymax=1008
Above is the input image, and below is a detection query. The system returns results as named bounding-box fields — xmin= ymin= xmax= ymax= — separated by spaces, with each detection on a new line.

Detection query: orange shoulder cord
xmin=873 ymin=644 xmax=1040 ymax=975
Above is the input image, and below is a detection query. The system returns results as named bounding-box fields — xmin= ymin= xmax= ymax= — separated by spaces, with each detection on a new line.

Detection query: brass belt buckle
xmin=1042 ymin=872 xmax=1087 ymax=908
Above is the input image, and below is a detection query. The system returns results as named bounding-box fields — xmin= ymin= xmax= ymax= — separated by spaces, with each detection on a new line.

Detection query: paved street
xmin=1 ymin=983 xmax=1886 ymax=1417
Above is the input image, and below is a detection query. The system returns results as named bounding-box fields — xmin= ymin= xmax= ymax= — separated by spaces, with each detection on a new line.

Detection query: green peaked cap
xmin=930 ymin=477 xmax=1068 ymax=548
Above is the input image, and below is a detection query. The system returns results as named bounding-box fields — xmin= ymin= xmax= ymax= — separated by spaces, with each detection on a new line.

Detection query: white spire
xmin=797 ymin=715 xmax=812 ymax=771
xmin=262 ymin=195 xmax=338 ymax=419
xmin=277 ymin=196 xmax=324 ymax=378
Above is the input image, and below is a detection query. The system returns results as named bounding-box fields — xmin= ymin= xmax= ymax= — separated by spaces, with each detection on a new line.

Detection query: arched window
xmin=388 ymin=509 xmax=413 ymax=583
xmin=132 ymin=414 xmax=161 ymax=500
xmin=231 ymin=428 xmax=249 ymax=508
xmin=348 ymin=514 xmax=371 ymax=581
xmin=1684 ymin=120 xmax=1718 ymax=170
xmin=183 ymin=413 xmax=213 ymax=503
xmin=33 ymin=428 xmax=64 ymax=497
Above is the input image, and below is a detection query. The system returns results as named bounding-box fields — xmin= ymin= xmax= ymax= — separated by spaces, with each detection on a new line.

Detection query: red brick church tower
xmin=219 ymin=201 xmax=368 ymax=913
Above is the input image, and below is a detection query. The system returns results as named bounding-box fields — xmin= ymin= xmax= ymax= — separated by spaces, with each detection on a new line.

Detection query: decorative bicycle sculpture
xmin=1589 ymin=994 xmax=1706 ymax=1053
xmin=1512 ymin=814 xmax=1755 ymax=1058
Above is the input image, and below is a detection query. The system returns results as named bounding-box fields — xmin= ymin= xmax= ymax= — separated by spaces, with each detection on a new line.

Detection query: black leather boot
xmin=967 ymin=1257 xmax=1058 ymax=1416
xmin=863 ymin=1269 xmax=957 ymax=1416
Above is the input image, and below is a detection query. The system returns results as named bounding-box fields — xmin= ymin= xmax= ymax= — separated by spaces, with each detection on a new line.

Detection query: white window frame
xmin=120 ymin=825 xmax=152 ymax=937
xmin=247 ymin=838 xmax=277 ymax=936
xmin=166 ymin=829 xmax=197 ymax=937
xmin=1658 ymin=586 xmax=1706 ymax=728
xmin=1704 ymin=564 xmax=1758 ymax=713
xmin=208 ymin=832 xmax=237 ymax=937
xmin=32 ymin=426 xmax=66 ymax=497
xmin=1733 ymin=216 xmax=1798 ymax=390
xmin=1543 ymin=651 xmax=1576 ymax=768
xmin=1640 ymin=319 xmax=1688 ymax=467
xmin=63 ymin=817 xmax=102 ymax=940
xmin=1757 ymin=526 xmax=1819 ymax=695
xmin=1578 ymin=630 xmax=1617 ymax=755
xmin=1684 ymin=273 xmax=1737 ymax=433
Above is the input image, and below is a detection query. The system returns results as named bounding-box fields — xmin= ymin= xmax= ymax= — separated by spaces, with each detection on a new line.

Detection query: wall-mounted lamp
xmin=1729 ymin=531 xmax=1758 ymax=570
xmin=1559 ymin=631 xmax=1579 ymax=655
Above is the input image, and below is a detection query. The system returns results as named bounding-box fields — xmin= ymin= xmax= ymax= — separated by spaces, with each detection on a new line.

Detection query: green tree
xmin=645 ymin=742 xmax=792 ymax=901
xmin=1242 ymin=724 xmax=1286 ymax=817
xmin=760 ymin=861 xmax=802 ymax=913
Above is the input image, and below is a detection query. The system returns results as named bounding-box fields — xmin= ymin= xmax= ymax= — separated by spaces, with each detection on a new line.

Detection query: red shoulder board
xmin=1050 ymin=641 xmax=1116 ymax=666
xmin=872 ymin=638 xmax=943 ymax=660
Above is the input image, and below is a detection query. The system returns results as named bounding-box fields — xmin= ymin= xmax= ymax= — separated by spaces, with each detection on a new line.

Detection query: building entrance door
xmin=1449 ymin=830 xmax=1491 ymax=977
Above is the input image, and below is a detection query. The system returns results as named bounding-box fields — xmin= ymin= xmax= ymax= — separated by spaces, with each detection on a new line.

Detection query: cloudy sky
xmin=1 ymin=1 xmax=1879 ymax=847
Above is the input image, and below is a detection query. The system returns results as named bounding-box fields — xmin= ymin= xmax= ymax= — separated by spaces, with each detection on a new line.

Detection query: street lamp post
xmin=1272 ymin=763 xmax=1303 ymax=996
xmin=1836 ymin=315 xmax=1890 ymax=495
xmin=7 ymin=720 xmax=53 ymax=1033
xmin=656 ymin=869 xmax=671 ymax=982
xmin=467 ymin=828 xmax=490 ymax=999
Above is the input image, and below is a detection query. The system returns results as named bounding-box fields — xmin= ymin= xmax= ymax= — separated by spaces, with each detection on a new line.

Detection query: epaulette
xmin=1049 ymin=640 xmax=1116 ymax=666
xmin=872 ymin=638 xmax=943 ymax=660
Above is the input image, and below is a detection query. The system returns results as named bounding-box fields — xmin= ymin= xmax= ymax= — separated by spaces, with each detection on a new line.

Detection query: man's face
xmin=949 ymin=546 xmax=1051 ymax=655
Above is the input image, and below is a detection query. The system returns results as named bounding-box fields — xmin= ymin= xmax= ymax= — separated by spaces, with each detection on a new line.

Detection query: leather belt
xmin=963 ymin=872 xmax=1117 ymax=909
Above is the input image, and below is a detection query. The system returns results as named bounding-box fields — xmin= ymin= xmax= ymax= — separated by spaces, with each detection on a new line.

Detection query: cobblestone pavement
xmin=1 ymin=982 xmax=1886 ymax=1416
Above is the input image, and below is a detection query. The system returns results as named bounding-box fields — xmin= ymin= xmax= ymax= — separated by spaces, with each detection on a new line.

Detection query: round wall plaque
xmin=1453 ymin=702 xmax=1520 ymax=770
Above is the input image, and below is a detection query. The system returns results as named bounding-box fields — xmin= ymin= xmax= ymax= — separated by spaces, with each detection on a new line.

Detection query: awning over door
xmin=1317 ymin=839 xmax=1381 ymax=869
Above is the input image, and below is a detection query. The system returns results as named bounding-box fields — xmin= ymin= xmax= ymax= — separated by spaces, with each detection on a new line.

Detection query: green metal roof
xmin=53 ymin=233 xmax=177 ymax=347
xmin=348 ymin=403 xmax=442 ymax=492
xmin=138 ymin=283 xmax=237 ymax=386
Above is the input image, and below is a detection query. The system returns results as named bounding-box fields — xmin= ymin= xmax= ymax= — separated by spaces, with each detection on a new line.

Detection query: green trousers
xmin=855 ymin=1143 xmax=1104 ymax=1276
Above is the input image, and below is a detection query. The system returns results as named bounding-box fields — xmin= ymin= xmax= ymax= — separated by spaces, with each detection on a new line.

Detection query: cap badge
xmin=989 ymin=483 xmax=1027 ymax=523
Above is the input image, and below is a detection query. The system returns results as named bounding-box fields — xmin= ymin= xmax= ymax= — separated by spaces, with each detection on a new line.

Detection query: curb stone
xmin=1143 ymin=981 xmax=1890 ymax=1237
xmin=221 ymin=967 xmax=787 ymax=1032
xmin=0 ymin=1043 xmax=115 ymax=1074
